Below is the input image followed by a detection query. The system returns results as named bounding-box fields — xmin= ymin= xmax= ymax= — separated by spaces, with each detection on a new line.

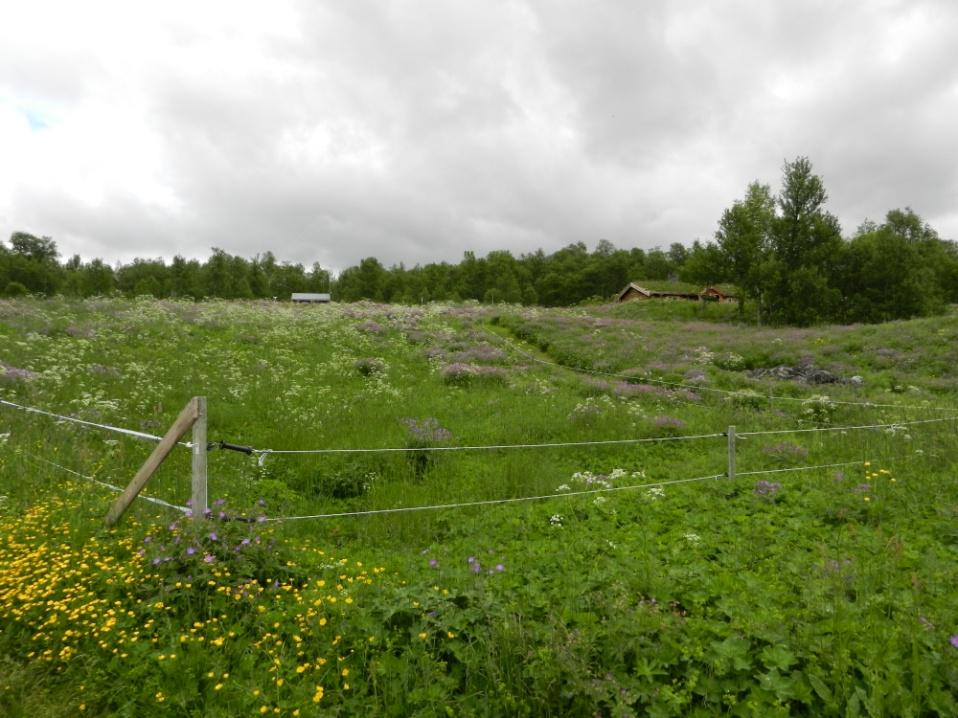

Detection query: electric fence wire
xmin=24 ymin=455 xmax=190 ymax=514
xmin=247 ymin=416 xmax=950 ymax=461
xmin=264 ymin=472 xmax=729 ymax=522
xmin=264 ymin=454 xmax=877 ymax=522
xmin=735 ymin=415 xmax=956 ymax=438
xmin=0 ymin=398 xmax=194 ymax=448
xmin=735 ymin=460 xmax=864 ymax=478
xmin=250 ymin=431 xmax=727 ymax=461
xmin=486 ymin=328 xmax=958 ymax=414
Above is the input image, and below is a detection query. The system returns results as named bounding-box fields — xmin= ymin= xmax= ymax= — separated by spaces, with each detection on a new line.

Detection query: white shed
xmin=291 ymin=293 xmax=331 ymax=303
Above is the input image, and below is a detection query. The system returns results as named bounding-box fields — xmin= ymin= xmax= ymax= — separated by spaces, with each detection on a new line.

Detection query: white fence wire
xmin=4 ymin=397 xmax=955 ymax=523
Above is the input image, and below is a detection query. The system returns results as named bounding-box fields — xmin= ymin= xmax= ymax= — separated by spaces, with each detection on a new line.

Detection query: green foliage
xmin=3 ymin=281 xmax=28 ymax=297
xmin=1 ymin=298 xmax=957 ymax=715
xmin=708 ymin=159 xmax=954 ymax=326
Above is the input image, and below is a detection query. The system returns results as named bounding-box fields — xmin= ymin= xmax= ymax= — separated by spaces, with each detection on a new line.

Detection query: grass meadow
xmin=1 ymin=296 xmax=957 ymax=716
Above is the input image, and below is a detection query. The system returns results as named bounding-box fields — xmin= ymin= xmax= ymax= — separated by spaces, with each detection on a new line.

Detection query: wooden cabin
xmin=617 ymin=283 xmax=702 ymax=302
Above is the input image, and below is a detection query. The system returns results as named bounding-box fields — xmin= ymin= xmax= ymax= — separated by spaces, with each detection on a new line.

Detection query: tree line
xmin=2 ymin=157 xmax=956 ymax=325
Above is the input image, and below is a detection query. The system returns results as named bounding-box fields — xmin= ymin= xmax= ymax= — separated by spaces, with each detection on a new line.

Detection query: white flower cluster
xmin=646 ymin=486 xmax=665 ymax=500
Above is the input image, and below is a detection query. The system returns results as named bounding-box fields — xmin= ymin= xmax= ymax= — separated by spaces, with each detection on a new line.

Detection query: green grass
xmin=1 ymin=297 xmax=957 ymax=716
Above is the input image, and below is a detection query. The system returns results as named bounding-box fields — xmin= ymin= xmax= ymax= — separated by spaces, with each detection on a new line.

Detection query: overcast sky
xmin=2 ymin=1 xmax=957 ymax=273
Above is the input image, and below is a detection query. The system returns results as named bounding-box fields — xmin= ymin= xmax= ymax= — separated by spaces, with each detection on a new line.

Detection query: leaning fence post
xmin=727 ymin=425 xmax=736 ymax=480
xmin=105 ymin=398 xmax=200 ymax=526
xmin=191 ymin=396 xmax=208 ymax=522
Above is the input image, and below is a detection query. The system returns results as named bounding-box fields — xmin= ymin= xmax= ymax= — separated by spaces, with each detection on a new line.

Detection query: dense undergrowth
xmin=1 ymin=297 xmax=957 ymax=716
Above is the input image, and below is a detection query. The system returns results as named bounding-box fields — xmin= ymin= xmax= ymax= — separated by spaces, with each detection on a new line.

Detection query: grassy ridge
xmin=1 ymin=297 xmax=957 ymax=716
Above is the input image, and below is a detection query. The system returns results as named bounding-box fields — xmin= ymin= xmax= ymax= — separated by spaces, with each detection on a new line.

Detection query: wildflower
xmin=549 ymin=514 xmax=563 ymax=527
xmin=684 ymin=532 xmax=701 ymax=544
xmin=495 ymin=564 xmax=505 ymax=572
xmin=203 ymin=553 xmax=215 ymax=563
xmin=155 ymin=692 xmax=165 ymax=703
xmin=428 ymin=559 xmax=438 ymax=568
xmin=950 ymin=635 xmax=958 ymax=648
xmin=754 ymin=480 xmax=782 ymax=497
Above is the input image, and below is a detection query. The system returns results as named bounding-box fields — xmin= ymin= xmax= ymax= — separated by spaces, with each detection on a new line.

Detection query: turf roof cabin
xmin=616 ymin=282 xmax=737 ymax=303
xmin=290 ymin=293 xmax=331 ymax=303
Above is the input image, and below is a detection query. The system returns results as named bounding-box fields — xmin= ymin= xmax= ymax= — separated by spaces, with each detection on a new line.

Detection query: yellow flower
xmin=418 ymin=632 xmax=428 ymax=640
xmin=312 ymin=686 xmax=325 ymax=703
xmin=341 ymin=668 xmax=349 ymax=677
xmin=260 ymin=706 xmax=269 ymax=714
xmin=214 ymin=683 xmax=223 ymax=691
xmin=155 ymin=692 xmax=165 ymax=703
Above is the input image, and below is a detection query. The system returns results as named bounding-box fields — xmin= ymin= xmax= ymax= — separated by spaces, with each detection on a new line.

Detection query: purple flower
xmin=168 ymin=522 xmax=178 ymax=532
xmin=208 ymin=532 xmax=218 ymax=542
xmin=257 ymin=515 xmax=267 ymax=523
xmin=467 ymin=556 xmax=476 ymax=564
xmin=950 ymin=635 xmax=958 ymax=649
xmin=471 ymin=562 xmax=482 ymax=574
xmin=428 ymin=559 xmax=439 ymax=568
xmin=143 ymin=535 xmax=153 ymax=543
xmin=214 ymin=498 xmax=226 ymax=506
xmin=151 ymin=557 xmax=162 ymax=565
xmin=754 ymin=480 xmax=782 ymax=497
xmin=241 ymin=538 xmax=251 ymax=546
xmin=218 ymin=511 xmax=227 ymax=520
xmin=495 ymin=564 xmax=505 ymax=573
xmin=186 ymin=547 xmax=196 ymax=556
xmin=653 ymin=415 xmax=686 ymax=430
xmin=403 ymin=418 xmax=453 ymax=444
xmin=203 ymin=553 xmax=215 ymax=563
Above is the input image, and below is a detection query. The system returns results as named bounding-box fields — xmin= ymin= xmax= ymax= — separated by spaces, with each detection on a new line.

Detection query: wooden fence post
xmin=727 ymin=425 xmax=736 ymax=480
xmin=105 ymin=398 xmax=200 ymax=527
xmin=191 ymin=397 xmax=208 ymax=522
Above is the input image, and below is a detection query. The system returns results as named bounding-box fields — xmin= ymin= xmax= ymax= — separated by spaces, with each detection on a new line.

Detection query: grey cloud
xmin=2 ymin=0 xmax=957 ymax=273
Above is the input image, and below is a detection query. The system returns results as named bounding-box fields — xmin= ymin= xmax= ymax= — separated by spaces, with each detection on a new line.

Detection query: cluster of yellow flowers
xmin=1 ymin=495 xmax=391 ymax=714
xmin=861 ymin=461 xmax=895 ymax=502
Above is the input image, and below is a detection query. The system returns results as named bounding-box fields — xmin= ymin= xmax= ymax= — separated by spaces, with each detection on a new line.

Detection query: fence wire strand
xmin=26 ymin=455 xmax=189 ymax=514
xmin=265 ymin=473 xmax=728 ymax=522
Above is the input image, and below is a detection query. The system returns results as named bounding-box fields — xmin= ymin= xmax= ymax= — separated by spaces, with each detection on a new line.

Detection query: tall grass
xmin=1 ymin=297 xmax=957 ymax=715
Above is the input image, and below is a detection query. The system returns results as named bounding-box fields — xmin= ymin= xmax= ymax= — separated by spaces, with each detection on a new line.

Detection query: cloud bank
xmin=2 ymin=0 xmax=956 ymax=272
